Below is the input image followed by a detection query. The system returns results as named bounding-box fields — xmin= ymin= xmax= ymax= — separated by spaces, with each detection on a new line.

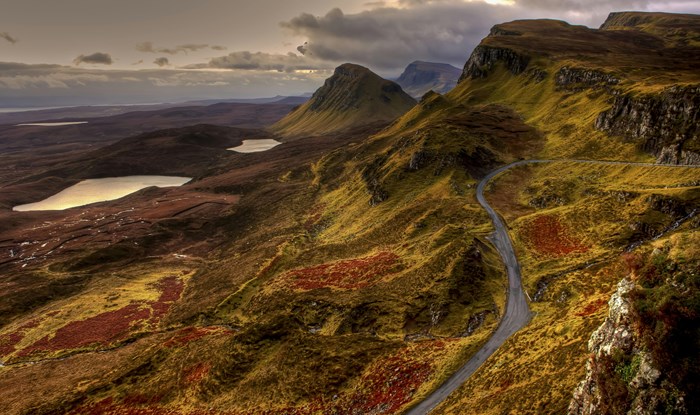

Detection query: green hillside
xmin=0 ymin=11 xmax=699 ymax=415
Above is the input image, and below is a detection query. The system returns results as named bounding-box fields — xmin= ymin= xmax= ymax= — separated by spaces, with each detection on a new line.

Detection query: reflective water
xmin=16 ymin=121 xmax=88 ymax=126
xmin=13 ymin=176 xmax=191 ymax=211
xmin=228 ymin=139 xmax=282 ymax=153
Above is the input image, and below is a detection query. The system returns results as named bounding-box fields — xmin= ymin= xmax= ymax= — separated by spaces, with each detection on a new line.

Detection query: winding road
xmin=406 ymin=159 xmax=700 ymax=415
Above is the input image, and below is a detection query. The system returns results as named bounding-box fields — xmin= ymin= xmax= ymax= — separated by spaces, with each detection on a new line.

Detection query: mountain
xmin=1 ymin=11 xmax=699 ymax=415
xmin=395 ymin=60 xmax=462 ymax=97
xmin=271 ymin=63 xmax=416 ymax=136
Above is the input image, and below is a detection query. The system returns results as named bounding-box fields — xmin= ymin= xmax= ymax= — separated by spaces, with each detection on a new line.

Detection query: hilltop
xmin=272 ymin=63 xmax=416 ymax=136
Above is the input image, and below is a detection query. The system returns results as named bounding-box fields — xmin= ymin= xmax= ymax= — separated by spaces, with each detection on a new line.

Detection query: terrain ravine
xmin=407 ymin=158 xmax=700 ymax=415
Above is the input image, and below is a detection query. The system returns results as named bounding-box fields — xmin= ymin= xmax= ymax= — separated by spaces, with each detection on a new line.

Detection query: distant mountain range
xmin=395 ymin=60 xmax=462 ymax=98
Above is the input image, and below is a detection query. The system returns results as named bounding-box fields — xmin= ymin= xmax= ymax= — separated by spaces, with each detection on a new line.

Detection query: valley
xmin=0 ymin=9 xmax=699 ymax=415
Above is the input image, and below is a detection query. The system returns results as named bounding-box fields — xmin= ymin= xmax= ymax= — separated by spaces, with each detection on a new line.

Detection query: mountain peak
xmin=272 ymin=63 xmax=416 ymax=136
xmin=396 ymin=61 xmax=461 ymax=98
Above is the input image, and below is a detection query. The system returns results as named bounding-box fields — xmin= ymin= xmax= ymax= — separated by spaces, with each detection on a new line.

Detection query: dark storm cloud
xmin=136 ymin=42 xmax=226 ymax=54
xmin=1 ymin=32 xmax=18 ymax=44
xmin=191 ymin=51 xmax=331 ymax=72
xmin=281 ymin=4 xmax=510 ymax=70
xmin=153 ymin=57 xmax=170 ymax=67
xmin=73 ymin=52 xmax=114 ymax=66
xmin=281 ymin=0 xmax=700 ymax=72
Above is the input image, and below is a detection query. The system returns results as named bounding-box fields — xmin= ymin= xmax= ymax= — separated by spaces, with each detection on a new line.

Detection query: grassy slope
xmin=433 ymin=162 xmax=699 ymax=414
xmin=2 ymin=13 xmax=699 ymax=415
xmin=0 ymin=98 xmax=541 ymax=414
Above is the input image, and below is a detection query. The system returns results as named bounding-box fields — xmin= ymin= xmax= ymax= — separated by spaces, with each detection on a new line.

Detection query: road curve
xmin=406 ymin=159 xmax=700 ymax=415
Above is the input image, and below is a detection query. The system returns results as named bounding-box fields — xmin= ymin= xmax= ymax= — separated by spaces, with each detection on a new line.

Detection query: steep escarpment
xmin=448 ymin=13 xmax=700 ymax=162
xmin=459 ymin=45 xmax=530 ymax=81
xmin=272 ymin=63 xmax=416 ymax=136
xmin=595 ymin=85 xmax=700 ymax=164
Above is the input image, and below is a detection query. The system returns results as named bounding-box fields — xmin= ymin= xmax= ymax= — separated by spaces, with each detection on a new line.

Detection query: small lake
xmin=16 ymin=121 xmax=88 ymax=127
xmin=229 ymin=139 xmax=282 ymax=153
xmin=13 ymin=176 xmax=192 ymax=211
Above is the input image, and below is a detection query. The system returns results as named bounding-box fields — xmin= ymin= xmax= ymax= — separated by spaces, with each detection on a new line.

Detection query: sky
xmin=2 ymin=0 xmax=700 ymax=106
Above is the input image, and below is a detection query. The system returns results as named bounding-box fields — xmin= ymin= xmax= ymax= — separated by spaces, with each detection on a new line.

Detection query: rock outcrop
xmin=595 ymin=85 xmax=700 ymax=164
xmin=555 ymin=66 xmax=620 ymax=91
xmin=568 ymin=279 xmax=687 ymax=415
xmin=459 ymin=45 xmax=530 ymax=81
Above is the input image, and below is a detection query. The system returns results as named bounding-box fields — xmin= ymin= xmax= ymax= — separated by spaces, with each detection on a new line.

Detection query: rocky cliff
xmin=567 ymin=240 xmax=700 ymax=415
xmin=568 ymin=278 xmax=686 ymax=415
xmin=459 ymin=45 xmax=530 ymax=81
xmin=595 ymin=85 xmax=700 ymax=164
xmin=453 ymin=14 xmax=700 ymax=163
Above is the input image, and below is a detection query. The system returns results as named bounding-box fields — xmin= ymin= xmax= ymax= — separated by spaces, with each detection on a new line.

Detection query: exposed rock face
xmin=595 ymin=85 xmax=700 ymax=164
xmin=555 ymin=66 xmax=620 ymax=91
xmin=396 ymin=61 xmax=462 ymax=97
xmin=459 ymin=45 xmax=530 ymax=81
xmin=568 ymin=279 xmax=687 ymax=415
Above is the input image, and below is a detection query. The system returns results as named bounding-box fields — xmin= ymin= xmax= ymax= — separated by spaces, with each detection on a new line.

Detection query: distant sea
xmin=0 ymin=106 xmax=68 ymax=113
xmin=0 ymin=103 xmax=167 ymax=114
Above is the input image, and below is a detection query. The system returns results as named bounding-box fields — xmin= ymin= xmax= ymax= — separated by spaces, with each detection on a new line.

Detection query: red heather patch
xmin=149 ymin=276 xmax=185 ymax=323
xmin=0 ymin=318 xmax=44 ymax=356
xmin=185 ymin=362 xmax=212 ymax=384
xmin=18 ymin=277 xmax=184 ymax=357
xmin=0 ymin=332 xmax=23 ymax=356
xmin=576 ymin=298 xmax=608 ymax=317
xmin=521 ymin=215 xmax=589 ymax=257
xmin=285 ymin=252 xmax=400 ymax=290
xmin=17 ymin=302 xmax=151 ymax=356
xmin=344 ymin=340 xmax=448 ymax=414
xmin=164 ymin=326 xmax=232 ymax=348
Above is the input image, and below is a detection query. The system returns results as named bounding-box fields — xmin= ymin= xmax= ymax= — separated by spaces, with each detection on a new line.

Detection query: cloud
xmin=0 ymin=61 xmax=329 ymax=107
xmin=73 ymin=52 xmax=113 ymax=66
xmin=0 ymin=71 xmax=110 ymax=89
xmin=136 ymin=42 xmax=225 ymax=54
xmin=153 ymin=57 xmax=170 ymax=67
xmin=280 ymin=0 xmax=700 ymax=72
xmin=1 ymin=32 xmax=18 ymax=44
xmin=297 ymin=42 xmax=309 ymax=55
xmin=518 ymin=0 xmax=650 ymax=10
xmin=281 ymin=4 xmax=509 ymax=70
xmin=190 ymin=50 xmax=331 ymax=72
